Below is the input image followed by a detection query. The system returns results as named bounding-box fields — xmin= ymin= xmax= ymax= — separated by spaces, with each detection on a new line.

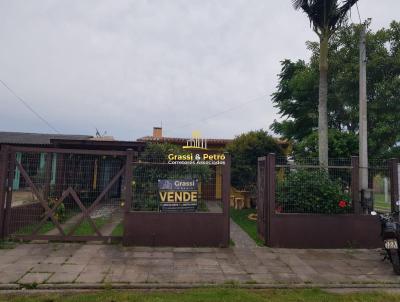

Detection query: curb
xmin=1 ymin=282 xmax=400 ymax=291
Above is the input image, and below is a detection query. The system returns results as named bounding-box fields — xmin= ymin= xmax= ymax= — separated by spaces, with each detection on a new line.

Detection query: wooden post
xmin=389 ymin=158 xmax=399 ymax=213
xmin=221 ymin=153 xmax=231 ymax=248
xmin=0 ymin=145 xmax=9 ymax=239
xmin=54 ymin=153 xmax=62 ymax=196
xmin=124 ymin=149 xmax=134 ymax=213
xmin=3 ymin=149 xmax=16 ymax=237
xmin=351 ymin=156 xmax=362 ymax=214
xmin=265 ymin=153 xmax=276 ymax=246
xmin=43 ymin=153 xmax=53 ymax=201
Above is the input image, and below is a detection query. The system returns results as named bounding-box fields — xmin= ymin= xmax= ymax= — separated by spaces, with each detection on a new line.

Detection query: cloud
xmin=0 ymin=0 xmax=397 ymax=140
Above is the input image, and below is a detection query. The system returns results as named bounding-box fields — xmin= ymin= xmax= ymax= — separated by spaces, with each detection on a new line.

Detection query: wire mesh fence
xmin=7 ymin=150 xmax=126 ymax=238
xmin=130 ymin=158 xmax=223 ymax=213
xmin=3 ymin=147 xmax=227 ymax=240
xmin=369 ymin=159 xmax=391 ymax=213
xmin=275 ymin=157 xmax=354 ymax=214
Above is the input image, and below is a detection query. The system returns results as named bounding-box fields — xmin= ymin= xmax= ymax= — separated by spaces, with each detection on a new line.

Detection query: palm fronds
xmin=292 ymin=0 xmax=359 ymax=36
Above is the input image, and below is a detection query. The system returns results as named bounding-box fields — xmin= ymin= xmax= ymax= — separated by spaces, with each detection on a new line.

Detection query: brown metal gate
xmin=256 ymin=154 xmax=275 ymax=246
xmin=0 ymin=146 xmax=129 ymax=242
xmin=257 ymin=156 xmax=266 ymax=241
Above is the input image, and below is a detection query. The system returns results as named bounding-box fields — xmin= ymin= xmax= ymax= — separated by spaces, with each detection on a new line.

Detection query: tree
xmin=292 ymin=0 xmax=358 ymax=166
xmin=272 ymin=21 xmax=400 ymax=159
xmin=294 ymin=129 xmax=358 ymax=159
xmin=225 ymin=130 xmax=284 ymax=191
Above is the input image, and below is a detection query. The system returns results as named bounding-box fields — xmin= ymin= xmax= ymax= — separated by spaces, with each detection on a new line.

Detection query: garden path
xmin=230 ymin=218 xmax=257 ymax=248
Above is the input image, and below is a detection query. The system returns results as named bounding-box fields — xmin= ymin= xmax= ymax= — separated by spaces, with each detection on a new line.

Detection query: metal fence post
xmin=124 ymin=149 xmax=134 ymax=213
xmin=265 ymin=153 xmax=276 ymax=246
xmin=221 ymin=153 xmax=231 ymax=248
xmin=351 ymin=156 xmax=362 ymax=214
xmin=389 ymin=158 xmax=399 ymax=213
xmin=0 ymin=145 xmax=9 ymax=239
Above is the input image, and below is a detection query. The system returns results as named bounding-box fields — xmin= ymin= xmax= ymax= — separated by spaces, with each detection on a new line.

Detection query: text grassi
xmin=167 ymin=153 xmax=226 ymax=161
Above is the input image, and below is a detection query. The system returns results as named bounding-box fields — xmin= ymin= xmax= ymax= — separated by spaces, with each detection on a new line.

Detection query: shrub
xmin=47 ymin=198 xmax=66 ymax=221
xmin=276 ymin=169 xmax=352 ymax=214
xmin=226 ymin=130 xmax=284 ymax=191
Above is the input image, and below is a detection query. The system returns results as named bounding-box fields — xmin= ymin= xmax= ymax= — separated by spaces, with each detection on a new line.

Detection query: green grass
xmin=13 ymin=210 xmax=81 ymax=236
xmin=0 ymin=240 xmax=16 ymax=249
xmin=374 ymin=192 xmax=391 ymax=212
xmin=111 ymin=222 xmax=124 ymax=236
xmin=65 ymin=217 xmax=109 ymax=236
xmin=14 ymin=221 xmax=55 ymax=236
xmin=230 ymin=208 xmax=263 ymax=246
xmin=2 ymin=288 xmax=400 ymax=302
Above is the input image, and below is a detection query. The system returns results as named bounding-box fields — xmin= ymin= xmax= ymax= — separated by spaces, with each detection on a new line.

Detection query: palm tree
xmin=292 ymin=0 xmax=358 ymax=166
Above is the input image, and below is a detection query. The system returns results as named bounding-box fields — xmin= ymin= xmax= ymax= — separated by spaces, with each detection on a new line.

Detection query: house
xmin=137 ymin=127 xmax=291 ymax=203
xmin=0 ymin=131 xmax=145 ymax=204
xmin=138 ymin=127 xmax=232 ymax=201
xmin=138 ymin=127 xmax=232 ymax=151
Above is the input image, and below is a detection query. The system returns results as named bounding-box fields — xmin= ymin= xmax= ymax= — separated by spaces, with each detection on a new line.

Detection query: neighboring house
xmin=138 ymin=127 xmax=232 ymax=201
xmin=138 ymin=127 xmax=232 ymax=151
xmin=0 ymin=131 xmax=145 ymax=198
xmin=0 ymin=132 xmax=92 ymax=191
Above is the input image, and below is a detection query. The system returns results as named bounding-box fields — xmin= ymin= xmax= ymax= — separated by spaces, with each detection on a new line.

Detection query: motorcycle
xmin=372 ymin=211 xmax=400 ymax=275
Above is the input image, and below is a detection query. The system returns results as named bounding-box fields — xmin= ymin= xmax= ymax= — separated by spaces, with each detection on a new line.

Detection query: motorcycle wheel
xmin=389 ymin=249 xmax=400 ymax=275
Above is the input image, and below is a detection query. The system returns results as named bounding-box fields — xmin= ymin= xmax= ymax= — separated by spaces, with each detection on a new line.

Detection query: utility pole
xmin=359 ymin=24 xmax=369 ymax=212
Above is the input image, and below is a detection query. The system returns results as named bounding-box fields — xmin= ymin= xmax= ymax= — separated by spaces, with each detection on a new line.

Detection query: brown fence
xmin=0 ymin=145 xmax=230 ymax=247
xmin=257 ymin=154 xmax=398 ymax=248
xmin=123 ymin=154 xmax=230 ymax=247
xmin=0 ymin=145 xmax=128 ymax=242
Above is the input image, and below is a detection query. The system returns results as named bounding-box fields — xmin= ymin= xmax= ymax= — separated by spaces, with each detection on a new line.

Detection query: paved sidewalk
xmin=1 ymin=242 xmax=399 ymax=288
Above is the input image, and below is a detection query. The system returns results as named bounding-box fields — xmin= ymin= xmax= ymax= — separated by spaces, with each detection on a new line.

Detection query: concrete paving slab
xmin=0 ymin=272 xmax=26 ymax=284
xmin=75 ymin=271 xmax=106 ymax=283
xmin=46 ymin=272 xmax=80 ymax=283
xmin=18 ymin=273 xmax=52 ymax=284
xmin=1 ymin=225 xmax=400 ymax=288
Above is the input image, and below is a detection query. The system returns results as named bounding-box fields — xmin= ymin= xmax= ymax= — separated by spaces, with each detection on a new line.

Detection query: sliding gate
xmin=0 ymin=146 xmax=128 ymax=242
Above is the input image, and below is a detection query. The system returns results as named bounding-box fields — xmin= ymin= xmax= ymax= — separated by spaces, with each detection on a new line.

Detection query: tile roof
xmin=0 ymin=131 xmax=92 ymax=145
xmin=138 ymin=136 xmax=233 ymax=145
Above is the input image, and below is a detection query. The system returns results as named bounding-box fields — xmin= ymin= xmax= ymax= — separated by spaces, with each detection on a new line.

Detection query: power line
xmin=168 ymin=95 xmax=267 ymax=135
xmin=0 ymin=79 xmax=59 ymax=133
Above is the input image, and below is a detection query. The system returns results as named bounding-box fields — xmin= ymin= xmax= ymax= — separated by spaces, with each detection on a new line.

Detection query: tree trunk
xmin=318 ymin=35 xmax=329 ymax=167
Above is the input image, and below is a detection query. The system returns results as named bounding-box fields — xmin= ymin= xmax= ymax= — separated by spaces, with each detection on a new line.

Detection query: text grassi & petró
xmin=167 ymin=153 xmax=226 ymax=165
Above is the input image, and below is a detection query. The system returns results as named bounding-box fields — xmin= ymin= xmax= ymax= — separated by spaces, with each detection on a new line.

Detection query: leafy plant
xmin=47 ymin=198 xmax=66 ymax=221
xmin=276 ymin=168 xmax=352 ymax=214
xmin=226 ymin=130 xmax=284 ymax=191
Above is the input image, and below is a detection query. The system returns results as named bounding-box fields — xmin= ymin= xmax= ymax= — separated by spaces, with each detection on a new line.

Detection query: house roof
xmin=137 ymin=136 xmax=233 ymax=146
xmin=138 ymin=135 xmax=290 ymax=147
xmin=0 ymin=131 xmax=92 ymax=146
xmin=51 ymin=138 xmax=146 ymax=151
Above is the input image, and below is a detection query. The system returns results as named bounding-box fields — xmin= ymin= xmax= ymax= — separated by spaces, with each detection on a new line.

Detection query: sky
xmin=0 ymin=0 xmax=398 ymax=141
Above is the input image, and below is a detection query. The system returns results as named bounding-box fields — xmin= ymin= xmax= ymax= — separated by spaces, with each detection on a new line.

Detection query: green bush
xmin=276 ymin=169 xmax=352 ymax=214
xmin=226 ymin=130 xmax=284 ymax=191
xmin=47 ymin=198 xmax=66 ymax=221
